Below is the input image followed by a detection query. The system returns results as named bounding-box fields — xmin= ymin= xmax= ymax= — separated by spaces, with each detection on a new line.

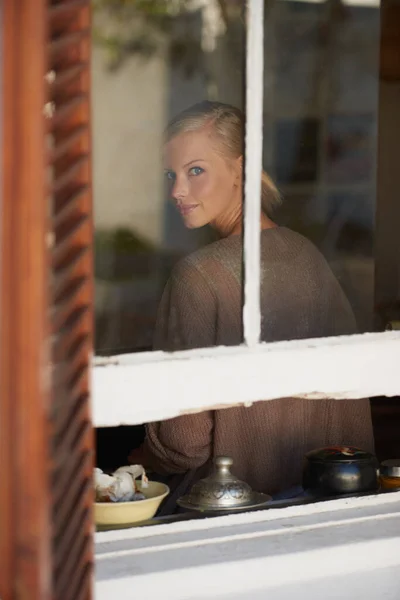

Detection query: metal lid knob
xmin=214 ymin=456 xmax=234 ymax=475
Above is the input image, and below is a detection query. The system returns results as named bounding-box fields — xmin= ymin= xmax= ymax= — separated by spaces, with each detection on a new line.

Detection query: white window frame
xmin=95 ymin=492 xmax=400 ymax=598
xmin=92 ymin=0 xmax=400 ymax=428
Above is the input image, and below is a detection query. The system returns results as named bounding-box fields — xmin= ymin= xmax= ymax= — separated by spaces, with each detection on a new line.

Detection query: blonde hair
xmin=166 ymin=101 xmax=281 ymax=216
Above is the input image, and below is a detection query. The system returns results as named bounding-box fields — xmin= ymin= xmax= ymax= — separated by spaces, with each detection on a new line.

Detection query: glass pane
xmin=93 ymin=1 xmax=245 ymax=357
xmin=263 ymin=0 xmax=380 ymax=336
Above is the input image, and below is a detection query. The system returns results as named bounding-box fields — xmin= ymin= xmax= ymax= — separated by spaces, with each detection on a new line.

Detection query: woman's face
xmin=164 ymin=127 xmax=242 ymax=230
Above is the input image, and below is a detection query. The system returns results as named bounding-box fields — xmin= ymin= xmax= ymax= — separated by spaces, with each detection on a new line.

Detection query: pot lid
xmin=380 ymin=459 xmax=400 ymax=478
xmin=177 ymin=456 xmax=271 ymax=512
xmin=306 ymin=446 xmax=376 ymax=463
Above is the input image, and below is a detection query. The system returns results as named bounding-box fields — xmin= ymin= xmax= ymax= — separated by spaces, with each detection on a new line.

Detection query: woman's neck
xmin=212 ymin=203 xmax=242 ymax=238
xmin=213 ymin=210 xmax=276 ymax=239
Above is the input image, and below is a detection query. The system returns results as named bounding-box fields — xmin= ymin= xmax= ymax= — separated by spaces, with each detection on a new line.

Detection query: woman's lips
xmin=178 ymin=204 xmax=199 ymax=216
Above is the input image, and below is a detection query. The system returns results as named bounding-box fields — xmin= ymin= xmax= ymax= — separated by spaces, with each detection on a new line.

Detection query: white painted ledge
xmin=92 ymin=331 xmax=400 ymax=426
xmin=95 ymin=492 xmax=400 ymax=600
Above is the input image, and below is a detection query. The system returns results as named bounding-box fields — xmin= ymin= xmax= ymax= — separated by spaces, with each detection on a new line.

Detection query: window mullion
xmin=243 ymin=0 xmax=264 ymax=347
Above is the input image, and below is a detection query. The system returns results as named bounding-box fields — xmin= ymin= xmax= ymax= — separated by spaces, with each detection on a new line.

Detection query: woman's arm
xmin=138 ymin=258 xmax=217 ymax=474
xmin=143 ymin=412 xmax=214 ymax=474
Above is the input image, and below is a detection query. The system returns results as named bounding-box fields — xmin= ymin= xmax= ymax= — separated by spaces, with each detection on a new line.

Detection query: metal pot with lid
xmin=303 ymin=445 xmax=379 ymax=497
xmin=177 ymin=456 xmax=272 ymax=513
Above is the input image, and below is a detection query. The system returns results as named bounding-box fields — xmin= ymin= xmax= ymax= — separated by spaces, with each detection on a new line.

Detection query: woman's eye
xmin=189 ymin=166 xmax=204 ymax=176
xmin=164 ymin=171 xmax=175 ymax=181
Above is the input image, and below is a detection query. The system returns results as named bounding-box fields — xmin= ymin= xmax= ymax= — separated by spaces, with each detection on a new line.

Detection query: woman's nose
xmin=171 ymin=176 xmax=188 ymax=201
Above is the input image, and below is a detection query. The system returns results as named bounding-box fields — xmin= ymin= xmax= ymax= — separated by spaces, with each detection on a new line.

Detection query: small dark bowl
xmin=303 ymin=446 xmax=379 ymax=498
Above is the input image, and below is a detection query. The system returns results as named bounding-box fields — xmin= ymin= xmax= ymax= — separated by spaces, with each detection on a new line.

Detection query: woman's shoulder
xmin=172 ymin=236 xmax=241 ymax=281
xmin=261 ymin=227 xmax=329 ymax=269
xmin=170 ymin=227 xmax=328 ymax=285
xmin=262 ymin=226 xmax=318 ymax=252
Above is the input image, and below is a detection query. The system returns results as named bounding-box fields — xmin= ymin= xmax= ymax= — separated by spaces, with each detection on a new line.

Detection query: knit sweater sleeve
xmin=143 ymin=259 xmax=216 ymax=474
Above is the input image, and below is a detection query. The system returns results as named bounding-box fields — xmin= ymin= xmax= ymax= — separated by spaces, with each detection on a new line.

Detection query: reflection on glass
xmin=268 ymin=0 xmax=379 ymax=333
xmin=93 ymin=0 xmax=244 ymax=355
xmin=93 ymin=0 xmax=380 ymax=359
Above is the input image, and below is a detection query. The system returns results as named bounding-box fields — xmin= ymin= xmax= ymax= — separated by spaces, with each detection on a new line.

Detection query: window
xmin=2 ymin=0 xmax=400 ymax=598
xmin=92 ymin=0 xmax=400 ymax=432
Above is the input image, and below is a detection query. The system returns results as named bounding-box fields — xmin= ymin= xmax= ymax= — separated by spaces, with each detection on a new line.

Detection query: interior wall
xmin=92 ymin=46 xmax=168 ymax=245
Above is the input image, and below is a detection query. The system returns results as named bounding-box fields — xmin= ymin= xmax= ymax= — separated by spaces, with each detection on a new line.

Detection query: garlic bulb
xmin=94 ymin=465 xmax=148 ymax=503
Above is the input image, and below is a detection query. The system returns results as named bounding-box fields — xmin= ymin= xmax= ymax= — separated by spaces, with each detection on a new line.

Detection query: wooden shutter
xmin=0 ymin=1 xmax=94 ymax=599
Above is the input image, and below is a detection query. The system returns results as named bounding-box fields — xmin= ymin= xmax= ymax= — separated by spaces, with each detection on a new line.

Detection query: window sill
xmin=95 ymin=491 xmax=400 ymax=599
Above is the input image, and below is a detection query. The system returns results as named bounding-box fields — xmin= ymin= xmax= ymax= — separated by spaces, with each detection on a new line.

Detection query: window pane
xmin=92 ymin=1 xmax=245 ymax=356
xmin=262 ymin=0 xmax=381 ymax=337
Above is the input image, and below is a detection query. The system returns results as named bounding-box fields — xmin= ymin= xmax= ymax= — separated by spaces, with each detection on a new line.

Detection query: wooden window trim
xmin=0 ymin=1 xmax=51 ymax=596
xmin=1 ymin=1 xmax=94 ymax=598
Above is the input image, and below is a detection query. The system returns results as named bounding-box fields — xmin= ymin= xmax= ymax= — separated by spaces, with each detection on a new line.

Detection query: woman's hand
xmin=127 ymin=444 xmax=145 ymax=466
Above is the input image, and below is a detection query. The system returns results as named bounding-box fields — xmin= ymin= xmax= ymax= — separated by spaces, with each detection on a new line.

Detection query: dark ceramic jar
xmin=303 ymin=446 xmax=379 ymax=497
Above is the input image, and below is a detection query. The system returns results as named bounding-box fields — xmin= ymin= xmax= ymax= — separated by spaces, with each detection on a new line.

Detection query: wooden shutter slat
xmin=68 ymin=363 xmax=88 ymax=400
xmin=54 ymin=505 xmax=90 ymax=574
xmin=54 ymin=328 xmax=89 ymax=380
xmin=56 ymin=539 xmax=91 ymax=600
xmin=53 ymin=153 xmax=89 ymax=193
xmin=54 ymin=274 xmax=87 ymax=309
xmin=53 ymin=431 xmax=90 ymax=499
xmin=53 ymin=452 xmax=91 ymax=523
xmin=50 ymin=0 xmax=89 ymax=19
xmin=54 ymin=185 xmax=89 ymax=229
xmin=53 ymin=246 xmax=89 ymax=292
xmin=54 ymin=215 xmax=89 ymax=261
xmin=55 ymin=533 xmax=91 ymax=598
xmin=53 ymin=393 xmax=88 ymax=454
xmin=66 ymin=333 xmax=90 ymax=362
xmin=54 ymin=305 xmax=90 ymax=354
xmin=51 ymin=63 xmax=89 ymax=93
xmin=51 ymin=29 xmax=91 ymax=57
xmin=59 ymin=339 xmax=91 ymax=391
xmin=54 ymin=452 xmax=92 ymax=524
xmin=52 ymin=125 xmax=87 ymax=162
xmin=63 ymin=333 xmax=90 ymax=368
xmin=53 ymin=276 xmax=87 ymax=329
xmin=65 ymin=563 xmax=92 ymax=600
xmin=54 ymin=418 xmax=91 ymax=479
xmin=52 ymin=368 xmax=88 ymax=418
xmin=49 ymin=94 xmax=88 ymax=129
xmin=53 ymin=242 xmax=88 ymax=273
xmin=52 ymin=345 xmax=89 ymax=404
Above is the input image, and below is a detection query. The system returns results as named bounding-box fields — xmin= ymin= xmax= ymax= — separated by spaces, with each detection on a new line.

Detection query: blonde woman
xmin=129 ymin=101 xmax=374 ymax=508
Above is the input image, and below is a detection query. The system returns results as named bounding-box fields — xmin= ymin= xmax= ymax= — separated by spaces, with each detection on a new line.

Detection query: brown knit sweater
xmin=143 ymin=227 xmax=374 ymax=496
